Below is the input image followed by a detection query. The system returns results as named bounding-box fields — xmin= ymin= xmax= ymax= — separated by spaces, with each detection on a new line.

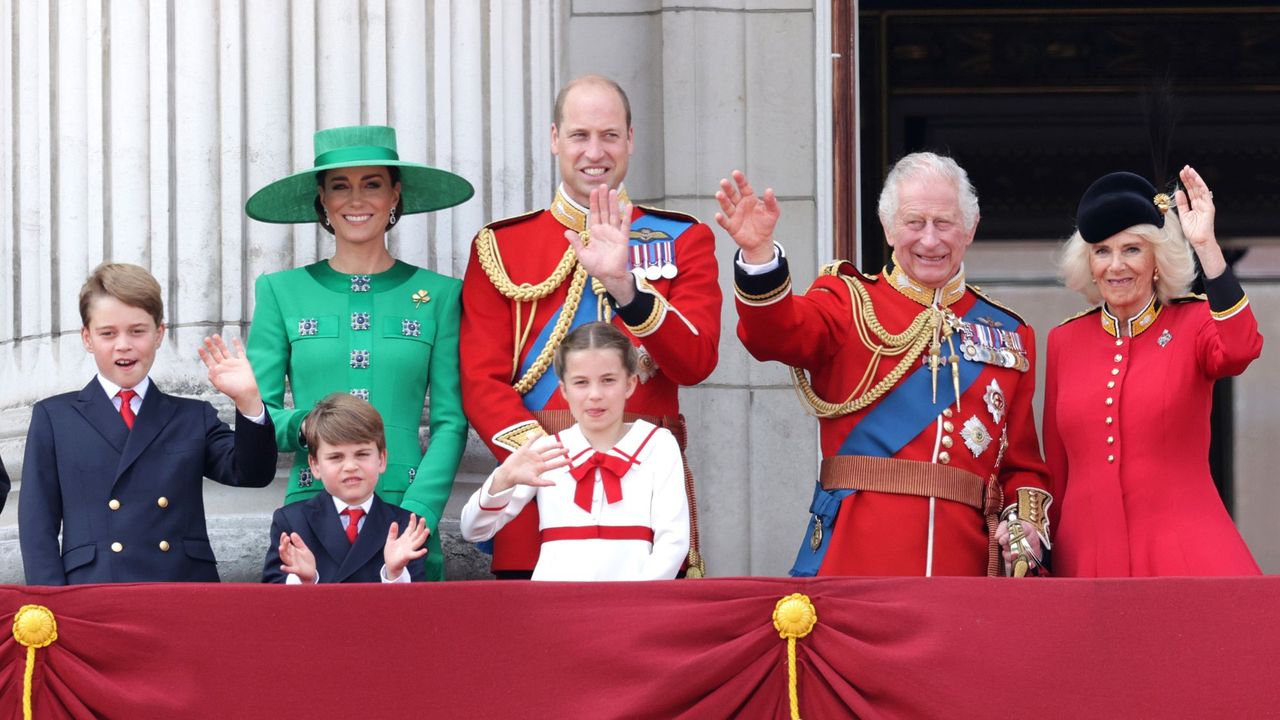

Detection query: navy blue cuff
xmin=1203 ymin=266 xmax=1246 ymax=315
xmin=734 ymin=252 xmax=791 ymax=298
xmin=610 ymin=279 xmax=656 ymax=326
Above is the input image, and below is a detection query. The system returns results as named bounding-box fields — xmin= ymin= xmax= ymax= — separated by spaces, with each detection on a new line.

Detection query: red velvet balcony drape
xmin=3 ymin=577 xmax=1277 ymax=719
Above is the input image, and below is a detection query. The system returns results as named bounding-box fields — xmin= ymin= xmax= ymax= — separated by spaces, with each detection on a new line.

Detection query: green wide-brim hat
xmin=245 ymin=125 xmax=474 ymax=223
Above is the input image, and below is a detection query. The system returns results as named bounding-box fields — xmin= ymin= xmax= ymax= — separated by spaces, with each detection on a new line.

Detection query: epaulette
xmin=635 ymin=204 xmax=701 ymax=225
xmin=482 ymin=208 xmax=543 ymax=232
xmin=967 ymin=284 xmax=1030 ymax=326
xmin=1170 ymin=293 xmax=1207 ymax=304
xmin=820 ymin=259 xmax=876 ymax=282
xmin=1057 ymin=305 xmax=1103 ymax=326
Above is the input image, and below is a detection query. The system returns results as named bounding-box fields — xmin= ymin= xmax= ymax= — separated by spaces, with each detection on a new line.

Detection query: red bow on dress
xmin=568 ymin=451 xmax=634 ymax=513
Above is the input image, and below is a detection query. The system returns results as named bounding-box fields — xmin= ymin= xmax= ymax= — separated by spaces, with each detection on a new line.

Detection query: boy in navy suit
xmin=20 ymin=262 xmax=278 ymax=584
xmin=263 ymin=393 xmax=429 ymax=584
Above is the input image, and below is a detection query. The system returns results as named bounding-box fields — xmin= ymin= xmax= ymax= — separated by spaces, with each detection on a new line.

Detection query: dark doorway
xmin=839 ymin=2 xmax=1280 ymax=511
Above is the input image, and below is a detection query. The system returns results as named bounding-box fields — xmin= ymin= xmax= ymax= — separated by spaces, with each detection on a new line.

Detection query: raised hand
xmin=715 ymin=170 xmax=781 ymax=264
xmin=1174 ymin=164 xmax=1226 ymax=279
xmin=198 ymin=334 xmax=265 ymax=417
xmin=566 ymin=183 xmax=637 ymax=305
xmin=384 ymin=513 xmax=430 ymax=581
xmin=490 ymin=434 xmax=570 ymax=494
xmin=279 ymin=532 xmax=318 ymax=583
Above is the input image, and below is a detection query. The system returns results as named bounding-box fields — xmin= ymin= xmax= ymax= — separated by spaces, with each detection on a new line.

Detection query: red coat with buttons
xmin=460 ymin=203 xmax=721 ymax=573
xmin=736 ymin=259 xmax=1050 ymax=576
xmin=1043 ymin=289 xmax=1263 ymax=577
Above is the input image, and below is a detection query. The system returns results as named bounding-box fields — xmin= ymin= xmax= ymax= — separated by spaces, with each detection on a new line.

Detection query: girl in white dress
xmin=460 ymin=321 xmax=690 ymax=581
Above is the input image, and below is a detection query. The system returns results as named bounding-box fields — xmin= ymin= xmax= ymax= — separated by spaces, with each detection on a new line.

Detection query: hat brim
xmin=245 ymin=159 xmax=474 ymax=224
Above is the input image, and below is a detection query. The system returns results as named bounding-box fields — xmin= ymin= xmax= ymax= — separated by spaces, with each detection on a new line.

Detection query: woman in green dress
xmin=245 ymin=125 xmax=473 ymax=580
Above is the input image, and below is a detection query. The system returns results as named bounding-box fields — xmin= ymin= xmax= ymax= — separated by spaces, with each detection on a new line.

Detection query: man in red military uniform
xmin=460 ymin=75 xmax=721 ymax=577
xmin=717 ymin=153 xmax=1050 ymax=576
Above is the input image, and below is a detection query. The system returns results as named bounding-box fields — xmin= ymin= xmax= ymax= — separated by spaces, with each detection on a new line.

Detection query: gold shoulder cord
xmin=476 ymin=228 xmax=587 ymax=394
xmin=791 ymin=274 xmax=941 ymax=418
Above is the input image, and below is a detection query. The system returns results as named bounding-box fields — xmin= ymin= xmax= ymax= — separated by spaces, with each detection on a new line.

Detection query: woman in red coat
xmin=1044 ymin=165 xmax=1263 ymax=576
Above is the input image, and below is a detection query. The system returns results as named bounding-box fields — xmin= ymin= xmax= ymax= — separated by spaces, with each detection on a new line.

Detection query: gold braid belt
xmin=792 ymin=272 xmax=949 ymax=418
xmin=476 ymin=227 xmax=588 ymax=395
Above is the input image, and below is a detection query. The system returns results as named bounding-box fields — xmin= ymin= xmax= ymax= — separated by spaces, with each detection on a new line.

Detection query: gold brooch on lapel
xmin=412 ymin=289 xmax=430 ymax=308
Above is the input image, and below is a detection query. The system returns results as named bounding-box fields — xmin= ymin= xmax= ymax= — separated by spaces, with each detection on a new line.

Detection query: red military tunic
xmin=460 ymin=185 xmax=721 ymax=573
xmin=1044 ymin=269 xmax=1262 ymax=577
xmin=735 ymin=254 xmax=1050 ymax=576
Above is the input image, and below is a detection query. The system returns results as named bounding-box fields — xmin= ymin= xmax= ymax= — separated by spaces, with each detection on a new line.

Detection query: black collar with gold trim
xmin=550 ymin=184 xmax=631 ymax=233
xmin=884 ymin=254 xmax=966 ymax=308
xmin=1100 ymin=294 xmax=1161 ymax=338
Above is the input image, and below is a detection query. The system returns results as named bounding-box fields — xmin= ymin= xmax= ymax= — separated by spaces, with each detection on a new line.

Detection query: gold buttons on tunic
xmin=1107 ymin=381 xmax=1115 ymax=389
xmin=108 ymin=499 xmax=121 ymax=511
xmin=1105 ymin=397 xmax=1114 ymax=406
xmin=939 ymin=451 xmax=951 ymax=464
xmin=1115 ymin=339 xmax=1124 ymax=347
xmin=943 ymin=408 xmax=953 ymax=418
xmin=1113 ymin=354 xmax=1123 ymax=362
xmin=1106 ymin=416 xmax=1113 ymax=425
xmin=157 ymin=497 xmax=169 ymax=508
xmin=111 ymin=542 xmax=124 ymax=553
xmin=942 ymin=436 xmax=954 ymax=448
xmin=1111 ymin=368 xmax=1120 ymax=376
xmin=1107 ymin=455 xmax=1115 ymax=463
xmin=1107 ymin=436 xmax=1115 ymax=444
xmin=943 ymin=421 xmax=955 ymax=433
xmin=159 ymin=540 xmax=170 ymax=552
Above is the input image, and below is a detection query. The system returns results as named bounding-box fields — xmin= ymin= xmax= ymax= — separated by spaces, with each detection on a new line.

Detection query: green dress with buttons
xmin=247 ymin=260 xmax=466 ymax=580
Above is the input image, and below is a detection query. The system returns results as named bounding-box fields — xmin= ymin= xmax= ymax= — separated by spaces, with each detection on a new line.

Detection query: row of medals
xmin=630 ymin=240 xmax=678 ymax=280
xmin=959 ymin=324 xmax=1029 ymax=372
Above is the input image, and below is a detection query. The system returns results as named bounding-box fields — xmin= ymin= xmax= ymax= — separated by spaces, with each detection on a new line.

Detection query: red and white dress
xmin=459 ymin=420 xmax=690 ymax=581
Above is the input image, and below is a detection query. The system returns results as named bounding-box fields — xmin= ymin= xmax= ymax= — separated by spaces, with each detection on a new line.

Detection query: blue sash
xmin=517 ymin=210 xmax=694 ymax=411
xmin=790 ymin=295 xmax=1020 ymax=576
xmin=519 ymin=278 xmax=597 ymax=411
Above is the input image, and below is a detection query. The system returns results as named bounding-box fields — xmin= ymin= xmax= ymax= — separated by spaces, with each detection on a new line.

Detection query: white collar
xmin=331 ymin=494 xmax=375 ymax=516
xmin=97 ymin=374 xmax=152 ymax=402
xmin=561 ymin=419 xmax=657 ymax=465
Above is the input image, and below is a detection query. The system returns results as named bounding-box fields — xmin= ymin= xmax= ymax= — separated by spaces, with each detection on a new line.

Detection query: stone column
xmin=0 ymin=0 xmax=562 ymax=581
xmin=563 ymin=0 xmax=830 ymax=576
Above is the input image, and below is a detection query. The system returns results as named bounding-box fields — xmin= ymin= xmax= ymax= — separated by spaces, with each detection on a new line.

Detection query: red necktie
xmin=568 ymin=451 xmax=633 ymax=513
xmin=342 ymin=508 xmax=364 ymax=544
xmin=117 ymin=389 xmax=137 ymax=429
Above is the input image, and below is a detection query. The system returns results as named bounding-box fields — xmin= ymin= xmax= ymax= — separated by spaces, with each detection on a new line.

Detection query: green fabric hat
xmin=245 ymin=125 xmax=474 ymax=223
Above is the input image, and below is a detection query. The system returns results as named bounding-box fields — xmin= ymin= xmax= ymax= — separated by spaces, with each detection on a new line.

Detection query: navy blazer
xmin=19 ymin=379 xmax=277 ymax=584
xmin=262 ymin=492 xmax=427 ymax=583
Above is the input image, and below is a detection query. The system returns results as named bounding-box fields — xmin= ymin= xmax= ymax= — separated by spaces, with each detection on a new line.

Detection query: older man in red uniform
xmin=460 ymin=75 xmax=721 ymax=577
xmin=718 ymin=153 xmax=1050 ymax=576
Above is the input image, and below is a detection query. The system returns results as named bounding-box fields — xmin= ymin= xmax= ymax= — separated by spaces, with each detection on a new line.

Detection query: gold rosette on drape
xmin=13 ymin=604 xmax=58 ymax=720
xmin=773 ymin=593 xmax=818 ymax=720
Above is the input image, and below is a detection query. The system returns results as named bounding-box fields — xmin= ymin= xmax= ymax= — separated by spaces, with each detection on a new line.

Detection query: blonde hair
xmin=304 ymin=393 xmax=387 ymax=457
xmin=1058 ymin=218 xmax=1196 ymax=306
xmin=553 ymin=321 xmax=638 ymax=379
xmin=79 ymin=262 xmax=165 ymax=327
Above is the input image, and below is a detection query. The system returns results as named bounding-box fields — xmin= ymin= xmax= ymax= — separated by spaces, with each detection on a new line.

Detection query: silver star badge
xmin=961 ymin=416 xmax=992 ymax=457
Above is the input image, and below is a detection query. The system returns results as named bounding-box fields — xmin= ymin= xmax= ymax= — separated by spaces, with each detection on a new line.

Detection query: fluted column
xmin=0 ymin=0 xmax=562 ymax=581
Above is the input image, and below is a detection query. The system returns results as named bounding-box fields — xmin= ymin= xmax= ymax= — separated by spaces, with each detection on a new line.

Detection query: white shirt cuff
xmin=735 ymin=244 xmax=783 ymax=275
xmin=381 ymin=564 xmax=412 ymax=584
